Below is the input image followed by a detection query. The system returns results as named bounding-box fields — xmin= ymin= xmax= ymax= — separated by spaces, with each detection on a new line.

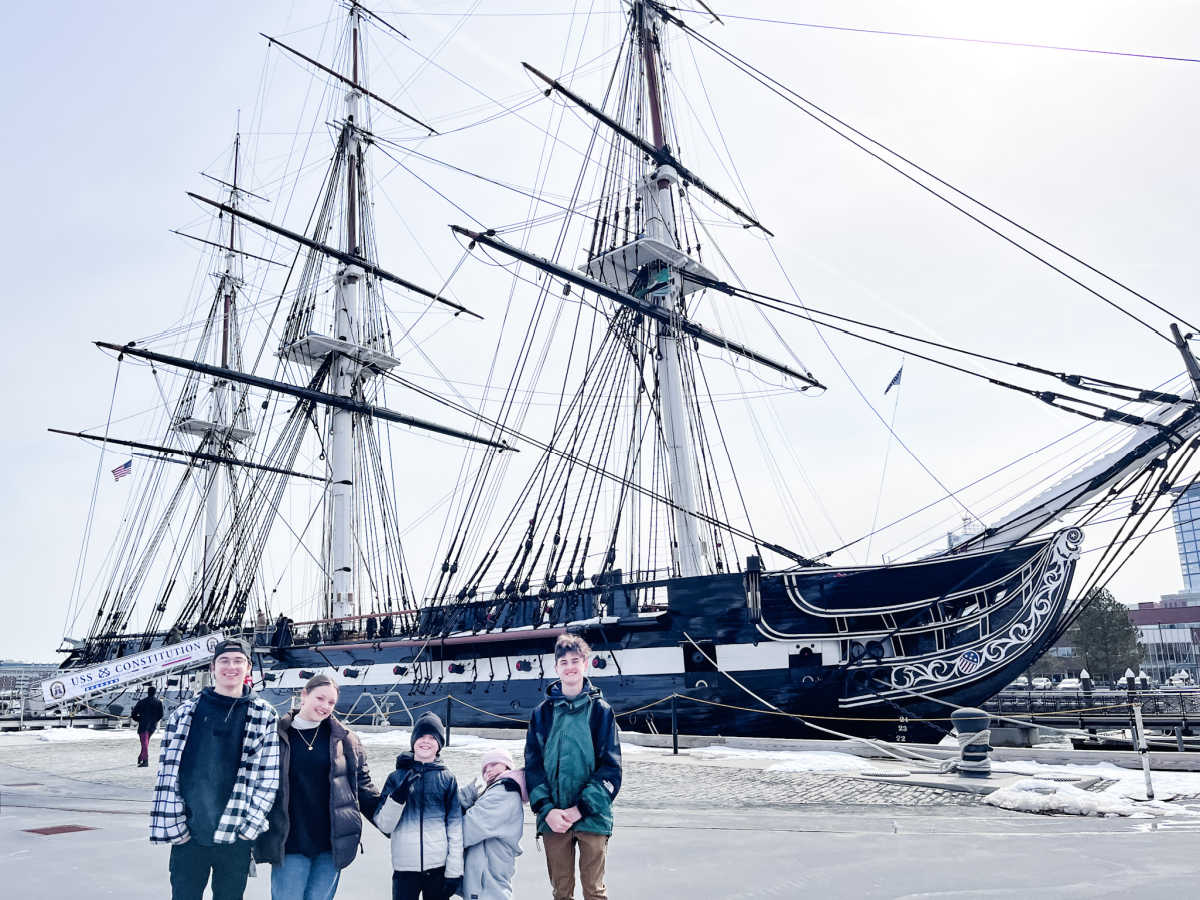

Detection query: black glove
xmin=442 ymin=875 xmax=462 ymax=898
xmin=382 ymin=769 xmax=420 ymax=805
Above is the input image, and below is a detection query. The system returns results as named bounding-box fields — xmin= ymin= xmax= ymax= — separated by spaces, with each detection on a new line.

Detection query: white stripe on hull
xmin=266 ymin=640 xmax=840 ymax=690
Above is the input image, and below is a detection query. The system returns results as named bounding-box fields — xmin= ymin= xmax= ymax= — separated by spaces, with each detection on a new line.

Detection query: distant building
xmin=1129 ymin=485 xmax=1200 ymax=682
xmin=1131 ymin=597 xmax=1200 ymax=683
xmin=1173 ymin=484 xmax=1200 ymax=591
xmin=1038 ymin=485 xmax=1200 ymax=682
xmin=0 ymin=660 xmax=59 ymax=692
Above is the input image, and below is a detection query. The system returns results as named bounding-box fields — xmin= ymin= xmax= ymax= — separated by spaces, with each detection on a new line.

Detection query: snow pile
xmin=995 ymin=759 xmax=1200 ymax=802
xmin=687 ymin=745 xmax=870 ymax=773
xmin=357 ymin=727 xmax=667 ymax=759
xmin=357 ymin=729 xmax=525 ymax=755
xmin=0 ymin=728 xmax=139 ymax=744
xmin=983 ymin=778 xmax=1183 ymax=817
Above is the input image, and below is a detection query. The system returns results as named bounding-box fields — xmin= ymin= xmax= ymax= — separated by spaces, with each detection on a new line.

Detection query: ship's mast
xmin=638 ymin=2 xmax=704 ymax=577
xmin=203 ymin=134 xmax=239 ymax=593
xmin=328 ymin=5 xmax=365 ymax=620
xmin=179 ymin=130 xmax=253 ymax=602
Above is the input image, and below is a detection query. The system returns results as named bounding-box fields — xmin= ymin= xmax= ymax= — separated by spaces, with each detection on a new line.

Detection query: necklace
xmin=294 ymin=722 xmax=321 ymax=751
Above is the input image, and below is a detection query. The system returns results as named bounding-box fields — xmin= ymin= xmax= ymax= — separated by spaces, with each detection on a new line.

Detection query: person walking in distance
xmin=525 ymin=635 xmax=622 ymax=900
xmin=256 ymin=673 xmax=380 ymax=899
xmin=150 ymin=638 xmax=280 ymax=900
xmin=374 ymin=712 xmax=464 ymax=899
xmin=131 ymin=684 xmax=164 ymax=767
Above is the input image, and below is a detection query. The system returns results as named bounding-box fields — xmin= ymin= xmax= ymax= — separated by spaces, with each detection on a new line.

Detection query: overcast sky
xmin=3 ymin=1 xmax=1198 ymax=662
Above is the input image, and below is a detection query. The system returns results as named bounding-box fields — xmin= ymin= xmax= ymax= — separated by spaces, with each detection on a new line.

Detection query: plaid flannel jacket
xmin=149 ymin=692 xmax=280 ymax=844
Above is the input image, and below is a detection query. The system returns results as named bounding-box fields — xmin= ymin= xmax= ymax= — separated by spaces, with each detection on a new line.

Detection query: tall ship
xmin=48 ymin=1 xmax=1200 ymax=743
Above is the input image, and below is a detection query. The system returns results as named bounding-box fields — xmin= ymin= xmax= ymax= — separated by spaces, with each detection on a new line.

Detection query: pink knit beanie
xmin=480 ymin=748 xmax=515 ymax=773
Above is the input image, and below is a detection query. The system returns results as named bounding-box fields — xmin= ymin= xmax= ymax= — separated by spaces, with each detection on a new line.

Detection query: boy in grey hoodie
xmin=375 ymin=712 xmax=464 ymax=899
xmin=459 ymin=748 xmax=527 ymax=900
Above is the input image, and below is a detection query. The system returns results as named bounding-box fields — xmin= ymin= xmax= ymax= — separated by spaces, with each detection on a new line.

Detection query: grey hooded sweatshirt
xmin=459 ymin=774 xmax=525 ymax=900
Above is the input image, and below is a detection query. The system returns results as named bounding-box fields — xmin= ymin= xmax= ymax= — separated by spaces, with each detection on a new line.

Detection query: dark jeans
xmin=168 ymin=839 xmax=252 ymax=900
xmin=392 ymin=866 xmax=448 ymax=900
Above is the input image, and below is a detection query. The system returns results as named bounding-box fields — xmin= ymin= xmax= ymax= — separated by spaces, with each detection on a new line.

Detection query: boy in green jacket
xmin=524 ymin=634 xmax=622 ymax=900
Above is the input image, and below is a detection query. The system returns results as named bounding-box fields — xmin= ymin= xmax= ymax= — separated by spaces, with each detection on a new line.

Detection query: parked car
xmin=1031 ymin=676 xmax=1053 ymax=690
xmin=1008 ymin=676 xmax=1030 ymax=689
xmin=1056 ymin=677 xmax=1083 ymax=692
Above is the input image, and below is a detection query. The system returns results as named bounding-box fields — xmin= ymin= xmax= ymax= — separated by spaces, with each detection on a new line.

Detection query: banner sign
xmin=41 ymin=632 xmax=226 ymax=705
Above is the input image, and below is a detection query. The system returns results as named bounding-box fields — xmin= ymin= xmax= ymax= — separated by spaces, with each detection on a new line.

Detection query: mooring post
xmin=951 ymin=707 xmax=992 ymax=777
xmin=445 ymin=696 xmax=452 ymax=748
xmin=671 ymin=694 xmax=679 ymax=755
xmin=1176 ymin=724 xmax=1186 ymax=753
xmin=1132 ymin=703 xmax=1155 ymax=800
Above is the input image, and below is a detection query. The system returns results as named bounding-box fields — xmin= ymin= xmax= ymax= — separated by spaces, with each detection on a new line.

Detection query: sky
xmin=2 ymin=0 xmax=1198 ymax=661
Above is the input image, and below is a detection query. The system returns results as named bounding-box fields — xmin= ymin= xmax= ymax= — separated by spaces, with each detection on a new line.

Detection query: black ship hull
xmin=254 ymin=529 xmax=1083 ymax=744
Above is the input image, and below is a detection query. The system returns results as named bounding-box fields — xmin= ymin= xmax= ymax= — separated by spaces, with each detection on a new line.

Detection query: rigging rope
xmin=663 ymin=10 xmax=1187 ymax=341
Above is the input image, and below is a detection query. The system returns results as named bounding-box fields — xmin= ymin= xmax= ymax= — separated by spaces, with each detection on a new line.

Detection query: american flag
xmin=111 ymin=459 xmax=132 ymax=481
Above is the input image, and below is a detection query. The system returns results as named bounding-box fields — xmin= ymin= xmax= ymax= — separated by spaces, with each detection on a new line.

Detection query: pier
xmin=3 ymin=723 xmax=1200 ymax=898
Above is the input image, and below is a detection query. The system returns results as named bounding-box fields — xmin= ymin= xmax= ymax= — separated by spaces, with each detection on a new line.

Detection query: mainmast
xmin=278 ymin=4 xmax=403 ymax=620
xmin=328 ymin=7 xmax=365 ymax=620
xmin=637 ymin=1 xmax=704 ymax=577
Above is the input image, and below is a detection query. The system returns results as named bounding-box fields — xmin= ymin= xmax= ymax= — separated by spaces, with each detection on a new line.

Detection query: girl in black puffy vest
xmin=255 ymin=673 xmax=380 ymax=899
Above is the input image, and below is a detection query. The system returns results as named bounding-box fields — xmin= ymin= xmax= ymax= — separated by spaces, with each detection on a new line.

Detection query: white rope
xmin=951 ymin=728 xmax=992 ymax=774
xmin=681 ymin=632 xmax=950 ymax=768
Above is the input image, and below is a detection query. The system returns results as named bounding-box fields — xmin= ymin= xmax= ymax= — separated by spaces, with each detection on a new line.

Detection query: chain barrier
xmin=448 ymin=694 xmax=530 ymax=724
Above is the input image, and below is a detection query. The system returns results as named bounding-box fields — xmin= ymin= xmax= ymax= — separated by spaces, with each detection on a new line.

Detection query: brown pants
xmin=542 ymin=831 xmax=609 ymax=900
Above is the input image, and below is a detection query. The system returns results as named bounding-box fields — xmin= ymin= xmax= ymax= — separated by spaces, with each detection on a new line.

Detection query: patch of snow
xmin=685 ymin=745 xmax=869 ymax=773
xmin=0 ymin=728 xmax=139 ymax=744
xmin=357 ymin=730 xmax=526 ymax=754
xmin=983 ymin=778 xmax=1190 ymax=818
xmin=994 ymin=759 xmax=1200 ymax=801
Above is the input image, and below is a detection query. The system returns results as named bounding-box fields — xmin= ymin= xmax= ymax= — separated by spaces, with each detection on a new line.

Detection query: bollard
xmin=1131 ymin=703 xmax=1155 ymax=800
xmin=671 ymin=694 xmax=679 ymax=756
xmin=445 ymin=697 xmax=452 ymax=748
xmin=951 ymin=707 xmax=992 ymax=777
xmin=1176 ymin=725 xmax=1186 ymax=753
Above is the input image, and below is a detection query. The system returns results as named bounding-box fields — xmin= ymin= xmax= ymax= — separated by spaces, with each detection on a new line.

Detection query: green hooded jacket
xmin=525 ymin=680 xmax=622 ymax=836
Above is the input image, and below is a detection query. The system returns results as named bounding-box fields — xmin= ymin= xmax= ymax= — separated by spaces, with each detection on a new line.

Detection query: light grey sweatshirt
xmin=459 ymin=775 xmax=525 ymax=900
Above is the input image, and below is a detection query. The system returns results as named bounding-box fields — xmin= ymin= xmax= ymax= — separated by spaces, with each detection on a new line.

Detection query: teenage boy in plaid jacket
xmin=150 ymin=638 xmax=280 ymax=900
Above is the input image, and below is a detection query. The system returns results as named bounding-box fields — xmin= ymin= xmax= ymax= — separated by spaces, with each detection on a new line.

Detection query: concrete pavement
xmin=3 ymin=728 xmax=1198 ymax=898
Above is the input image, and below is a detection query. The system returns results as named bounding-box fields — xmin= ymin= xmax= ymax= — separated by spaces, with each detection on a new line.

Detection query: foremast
xmin=175 ymin=132 xmax=254 ymax=604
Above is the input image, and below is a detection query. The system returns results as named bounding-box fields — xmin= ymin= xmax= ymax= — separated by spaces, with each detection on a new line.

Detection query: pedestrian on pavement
xmin=459 ymin=747 xmax=527 ymax=900
xmin=255 ymin=672 xmax=380 ymax=899
xmin=524 ymin=634 xmax=622 ymax=900
xmin=131 ymin=684 xmax=164 ymax=767
xmin=150 ymin=637 xmax=280 ymax=900
xmin=374 ymin=711 xmax=464 ymax=899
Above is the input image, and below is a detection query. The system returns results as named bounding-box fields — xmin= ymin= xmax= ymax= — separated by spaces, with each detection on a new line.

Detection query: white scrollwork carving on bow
xmin=887 ymin=528 xmax=1082 ymax=694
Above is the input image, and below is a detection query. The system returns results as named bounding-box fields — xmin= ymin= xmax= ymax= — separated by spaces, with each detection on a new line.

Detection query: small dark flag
xmin=112 ymin=459 xmax=133 ymax=481
xmin=884 ymin=366 xmax=903 ymax=395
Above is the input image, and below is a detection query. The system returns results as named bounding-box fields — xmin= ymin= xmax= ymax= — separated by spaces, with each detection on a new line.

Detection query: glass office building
xmin=1174 ymin=484 xmax=1200 ymax=592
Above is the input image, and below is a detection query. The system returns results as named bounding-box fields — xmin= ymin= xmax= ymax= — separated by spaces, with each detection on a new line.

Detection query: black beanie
xmin=411 ymin=711 xmax=446 ymax=751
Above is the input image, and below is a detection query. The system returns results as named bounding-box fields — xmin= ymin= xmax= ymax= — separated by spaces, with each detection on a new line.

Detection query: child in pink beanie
xmin=458 ymin=748 xmax=527 ymax=899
